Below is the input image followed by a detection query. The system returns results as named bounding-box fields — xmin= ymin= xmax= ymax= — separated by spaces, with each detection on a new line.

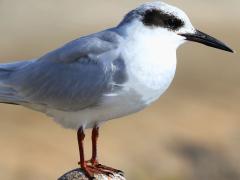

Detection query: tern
xmin=0 ymin=1 xmax=233 ymax=179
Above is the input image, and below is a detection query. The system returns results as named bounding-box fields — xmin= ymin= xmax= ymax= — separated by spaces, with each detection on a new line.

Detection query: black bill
xmin=180 ymin=30 xmax=234 ymax=53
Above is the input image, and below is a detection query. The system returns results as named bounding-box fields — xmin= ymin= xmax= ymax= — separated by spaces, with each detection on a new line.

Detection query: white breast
xmin=121 ymin=25 xmax=177 ymax=105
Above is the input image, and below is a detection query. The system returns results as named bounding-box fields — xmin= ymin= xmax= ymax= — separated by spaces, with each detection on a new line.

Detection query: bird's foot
xmin=80 ymin=161 xmax=122 ymax=179
xmin=84 ymin=165 xmax=112 ymax=179
xmin=88 ymin=159 xmax=124 ymax=175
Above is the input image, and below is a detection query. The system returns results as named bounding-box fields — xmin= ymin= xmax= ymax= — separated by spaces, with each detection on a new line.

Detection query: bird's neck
xmin=119 ymin=21 xmax=179 ymax=71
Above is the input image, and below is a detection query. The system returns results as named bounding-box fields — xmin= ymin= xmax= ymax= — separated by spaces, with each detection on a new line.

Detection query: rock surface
xmin=58 ymin=168 xmax=126 ymax=180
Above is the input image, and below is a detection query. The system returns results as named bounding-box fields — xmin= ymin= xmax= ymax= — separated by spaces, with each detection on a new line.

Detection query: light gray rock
xmin=58 ymin=168 xmax=126 ymax=180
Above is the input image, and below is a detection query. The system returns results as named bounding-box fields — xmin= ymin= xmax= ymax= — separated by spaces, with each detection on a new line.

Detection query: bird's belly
xmin=44 ymin=85 xmax=160 ymax=130
xmin=45 ymin=89 xmax=147 ymax=130
xmin=44 ymin=73 xmax=175 ymax=130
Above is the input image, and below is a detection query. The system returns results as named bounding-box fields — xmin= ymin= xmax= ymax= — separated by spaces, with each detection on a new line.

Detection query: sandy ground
xmin=0 ymin=1 xmax=239 ymax=180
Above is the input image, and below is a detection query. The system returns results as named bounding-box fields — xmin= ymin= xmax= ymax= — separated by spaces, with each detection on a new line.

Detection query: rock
xmin=58 ymin=168 xmax=126 ymax=180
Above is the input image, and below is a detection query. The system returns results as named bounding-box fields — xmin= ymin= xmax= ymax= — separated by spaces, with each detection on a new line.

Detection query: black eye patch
xmin=142 ymin=9 xmax=184 ymax=30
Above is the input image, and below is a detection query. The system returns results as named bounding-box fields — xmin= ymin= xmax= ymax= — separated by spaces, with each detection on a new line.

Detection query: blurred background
xmin=0 ymin=0 xmax=239 ymax=180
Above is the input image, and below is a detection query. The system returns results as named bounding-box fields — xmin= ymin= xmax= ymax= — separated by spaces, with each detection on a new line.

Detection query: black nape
xmin=142 ymin=9 xmax=184 ymax=31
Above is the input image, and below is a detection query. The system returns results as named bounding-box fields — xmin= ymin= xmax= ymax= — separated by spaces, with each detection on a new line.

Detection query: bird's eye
xmin=165 ymin=18 xmax=183 ymax=30
xmin=166 ymin=19 xmax=176 ymax=27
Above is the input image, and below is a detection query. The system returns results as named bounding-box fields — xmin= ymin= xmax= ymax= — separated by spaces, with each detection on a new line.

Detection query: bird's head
xmin=119 ymin=1 xmax=233 ymax=53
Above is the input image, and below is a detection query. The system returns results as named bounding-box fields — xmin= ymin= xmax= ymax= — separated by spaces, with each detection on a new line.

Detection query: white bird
xmin=0 ymin=1 xmax=233 ymax=178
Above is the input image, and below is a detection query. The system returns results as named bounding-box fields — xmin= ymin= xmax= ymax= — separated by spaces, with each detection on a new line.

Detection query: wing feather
xmin=6 ymin=30 xmax=125 ymax=111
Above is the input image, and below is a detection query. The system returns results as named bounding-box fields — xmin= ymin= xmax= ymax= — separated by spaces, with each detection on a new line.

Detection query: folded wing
xmin=0 ymin=30 xmax=126 ymax=111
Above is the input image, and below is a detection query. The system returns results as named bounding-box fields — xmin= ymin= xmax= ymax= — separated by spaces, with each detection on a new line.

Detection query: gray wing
xmin=5 ymin=30 xmax=127 ymax=111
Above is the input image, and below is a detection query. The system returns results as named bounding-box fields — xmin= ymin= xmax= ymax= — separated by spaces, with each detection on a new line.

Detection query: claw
xmin=96 ymin=164 xmax=124 ymax=175
xmin=81 ymin=165 xmax=95 ymax=179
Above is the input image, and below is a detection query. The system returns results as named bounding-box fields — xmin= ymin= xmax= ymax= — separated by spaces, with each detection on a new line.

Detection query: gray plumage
xmin=0 ymin=29 xmax=127 ymax=111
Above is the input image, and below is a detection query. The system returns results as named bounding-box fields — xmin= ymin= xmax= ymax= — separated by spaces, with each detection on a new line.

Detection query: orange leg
xmin=77 ymin=127 xmax=96 ymax=179
xmin=90 ymin=126 xmax=124 ymax=175
xmin=91 ymin=126 xmax=99 ymax=165
xmin=77 ymin=127 xmax=86 ymax=168
xmin=77 ymin=126 xmax=123 ymax=179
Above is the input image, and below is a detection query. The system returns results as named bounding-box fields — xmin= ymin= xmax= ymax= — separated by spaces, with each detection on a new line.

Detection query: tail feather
xmin=0 ymin=87 xmax=23 ymax=104
xmin=0 ymin=60 xmax=32 ymax=105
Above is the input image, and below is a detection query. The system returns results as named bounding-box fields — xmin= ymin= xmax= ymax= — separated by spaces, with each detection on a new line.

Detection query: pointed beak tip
xmin=224 ymin=46 xmax=235 ymax=53
xmin=230 ymin=49 xmax=236 ymax=54
xmin=222 ymin=44 xmax=235 ymax=53
xmin=224 ymin=47 xmax=235 ymax=53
